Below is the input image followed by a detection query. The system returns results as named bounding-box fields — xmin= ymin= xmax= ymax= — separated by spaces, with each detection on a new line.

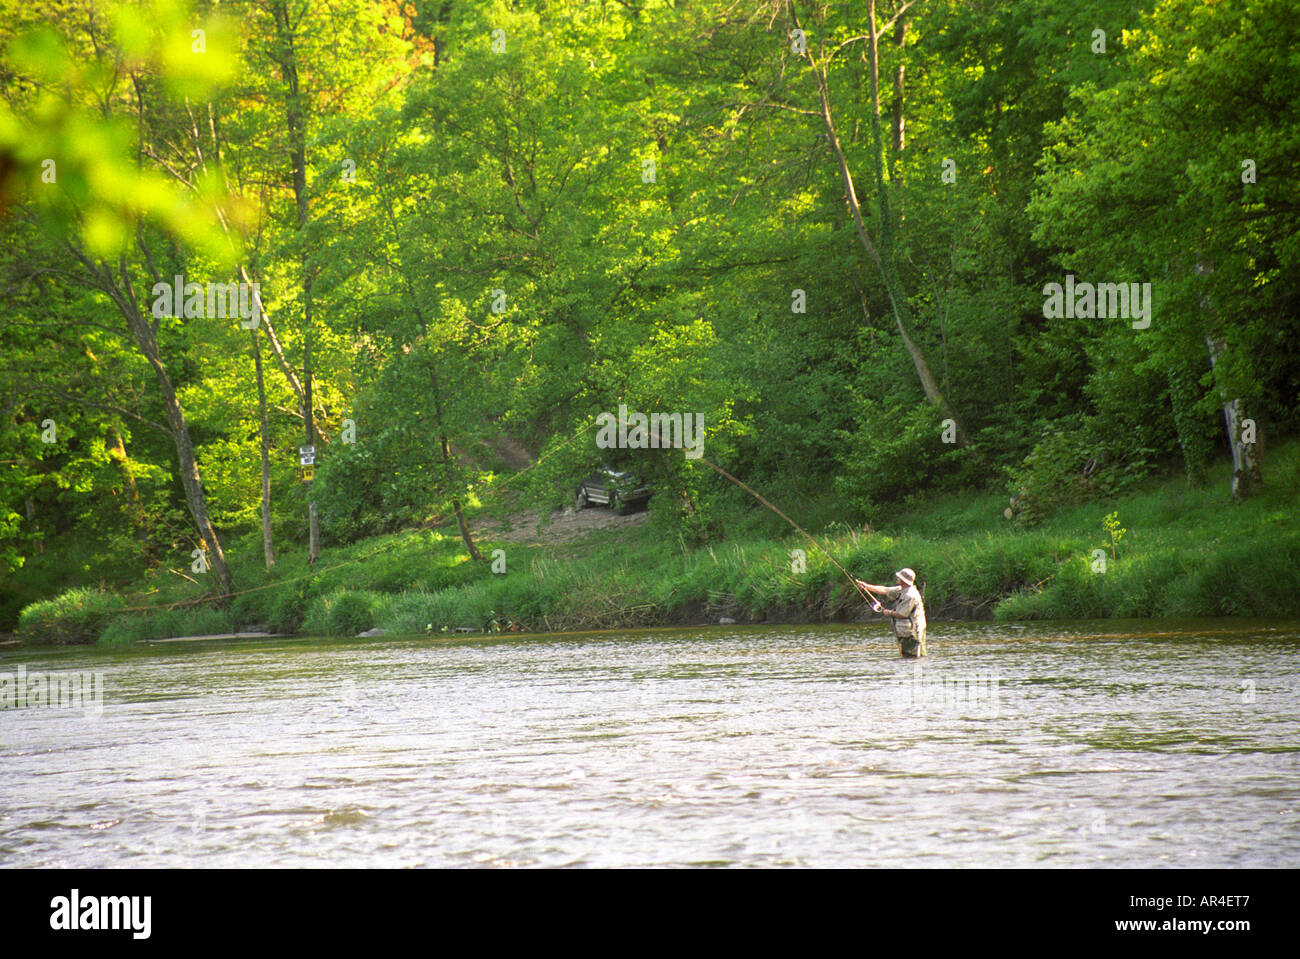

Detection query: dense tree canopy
xmin=1 ymin=0 xmax=1296 ymax=628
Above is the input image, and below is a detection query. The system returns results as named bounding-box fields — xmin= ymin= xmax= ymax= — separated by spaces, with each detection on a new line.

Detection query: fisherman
xmin=854 ymin=568 xmax=927 ymax=658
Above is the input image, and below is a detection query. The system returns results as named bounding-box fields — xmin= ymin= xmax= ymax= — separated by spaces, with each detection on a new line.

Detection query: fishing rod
xmin=641 ymin=422 xmax=877 ymax=609
xmin=150 ymin=416 xmax=882 ymax=618
xmin=699 ymin=458 xmax=875 ymax=604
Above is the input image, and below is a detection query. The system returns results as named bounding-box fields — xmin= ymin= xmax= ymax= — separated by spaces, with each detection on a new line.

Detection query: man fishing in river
xmin=855 ymin=568 xmax=927 ymax=658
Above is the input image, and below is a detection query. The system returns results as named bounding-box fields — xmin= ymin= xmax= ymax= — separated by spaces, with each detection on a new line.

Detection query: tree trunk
xmin=376 ymin=186 xmax=485 ymax=563
xmin=1165 ymin=361 xmax=1211 ymax=486
xmin=64 ymin=246 xmax=234 ymax=597
xmin=430 ymin=365 xmax=484 ymax=563
xmin=25 ymin=497 xmax=42 ymax=554
xmin=252 ymin=326 xmax=275 ymax=568
xmin=1196 ymin=259 xmax=1262 ymax=499
xmin=239 ymin=264 xmax=322 ymax=438
xmin=304 ymin=274 xmax=320 ymax=564
xmin=119 ymin=295 xmax=235 ymax=597
xmin=451 ymin=499 xmax=480 ymax=562
xmin=272 ymin=0 xmax=320 ymax=563
xmin=890 ymin=16 xmax=906 ymax=209
xmin=803 ymin=0 xmax=968 ymax=444
xmin=1205 ymin=335 xmax=1261 ymax=499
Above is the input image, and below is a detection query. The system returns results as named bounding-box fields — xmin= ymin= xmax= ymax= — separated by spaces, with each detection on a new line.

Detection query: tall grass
xmin=99 ymin=606 xmax=238 ymax=647
xmin=16 ymin=440 xmax=1300 ymax=645
xmin=16 ymin=588 xmax=128 ymax=645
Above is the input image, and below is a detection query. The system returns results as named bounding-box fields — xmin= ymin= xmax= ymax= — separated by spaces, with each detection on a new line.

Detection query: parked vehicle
xmin=574 ymin=467 xmax=652 ymax=515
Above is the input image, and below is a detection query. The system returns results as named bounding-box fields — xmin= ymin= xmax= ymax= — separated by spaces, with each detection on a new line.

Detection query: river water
xmin=2 ymin=621 xmax=1297 ymax=868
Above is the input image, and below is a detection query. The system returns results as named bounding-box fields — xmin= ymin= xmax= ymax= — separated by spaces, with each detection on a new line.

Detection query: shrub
xmin=1007 ymin=416 xmax=1157 ymax=525
xmin=329 ymin=591 xmax=377 ymax=636
xmin=268 ymin=584 xmax=310 ymax=634
xmin=678 ymin=508 xmax=725 ymax=549
xmin=416 ymin=557 xmax=480 ymax=593
xmin=835 ymin=401 xmax=966 ymax=516
xmin=231 ymin=588 xmax=276 ymax=628
xmin=300 ymin=590 xmax=386 ymax=636
xmin=17 ymin=588 xmax=128 ymax=645
xmin=992 ymin=589 xmax=1047 ymax=621
xmin=1172 ymin=533 xmax=1300 ymax=616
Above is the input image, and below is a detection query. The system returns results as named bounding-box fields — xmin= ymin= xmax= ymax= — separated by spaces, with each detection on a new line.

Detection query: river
xmin=2 ymin=621 xmax=1297 ymax=867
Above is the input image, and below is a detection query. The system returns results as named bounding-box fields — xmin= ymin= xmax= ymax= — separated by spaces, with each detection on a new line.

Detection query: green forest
xmin=2 ymin=0 xmax=1298 ymax=642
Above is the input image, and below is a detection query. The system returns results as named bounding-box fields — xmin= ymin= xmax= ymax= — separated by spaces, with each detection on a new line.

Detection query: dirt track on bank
xmin=473 ymin=505 xmax=649 ymax=546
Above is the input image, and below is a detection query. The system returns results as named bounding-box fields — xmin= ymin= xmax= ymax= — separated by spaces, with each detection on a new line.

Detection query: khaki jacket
xmin=882 ymin=584 xmax=926 ymax=640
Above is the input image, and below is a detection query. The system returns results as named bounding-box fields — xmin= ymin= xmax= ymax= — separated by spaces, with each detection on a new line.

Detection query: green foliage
xmin=2 ymin=0 xmax=1298 ymax=627
xmin=1029 ymin=0 xmax=1300 ymax=487
xmin=1007 ymin=417 xmax=1156 ymax=524
xmin=835 ymin=402 xmax=966 ymax=516
xmin=995 ymin=554 xmax=1108 ymax=621
xmin=229 ymin=588 xmax=275 ymax=628
xmin=304 ymin=590 xmax=379 ymax=637
xmin=16 ymin=587 xmax=128 ymax=645
xmin=99 ymin=605 xmax=236 ymax=646
xmin=672 ymin=490 xmax=728 ymax=549
xmin=267 ymin=584 xmax=311 ymax=635
xmin=18 ymin=439 xmax=1300 ymax=643
xmin=1101 ymin=512 xmax=1126 ymax=560
xmin=0 ymin=0 xmax=239 ymax=260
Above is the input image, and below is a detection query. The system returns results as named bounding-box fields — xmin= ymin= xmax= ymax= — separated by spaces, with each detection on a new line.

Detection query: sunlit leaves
xmin=0 ymin=0 xmax=239 ymax=262
xmin=110 ymin=0 xmax=238 ymax=99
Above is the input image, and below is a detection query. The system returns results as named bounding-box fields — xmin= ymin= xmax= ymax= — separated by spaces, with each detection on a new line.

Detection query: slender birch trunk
xmin=1197 ymin=259 xmax=1262 ymax=499
xmin=252 ymin=326 xmax=275 ymax=567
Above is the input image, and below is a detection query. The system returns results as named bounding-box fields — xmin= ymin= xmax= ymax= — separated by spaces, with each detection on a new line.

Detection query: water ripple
xmin=1 ymin=620 xmax=1297 ymax=867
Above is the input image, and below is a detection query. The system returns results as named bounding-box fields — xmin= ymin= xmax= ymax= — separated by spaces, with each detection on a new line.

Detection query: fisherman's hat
xmin=895 ymin=568 xmax=916 ymax=587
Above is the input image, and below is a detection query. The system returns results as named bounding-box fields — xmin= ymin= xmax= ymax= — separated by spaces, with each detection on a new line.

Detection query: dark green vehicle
xmin=574 ymin=467 xmax=652 ymax=515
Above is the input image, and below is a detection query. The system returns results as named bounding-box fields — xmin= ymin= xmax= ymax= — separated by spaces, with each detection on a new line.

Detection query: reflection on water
xmin=1 ymin=620 xmax=1297 ymax=867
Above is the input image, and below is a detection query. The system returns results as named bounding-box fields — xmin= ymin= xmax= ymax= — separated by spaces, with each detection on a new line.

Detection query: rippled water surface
xmin=2 ymin=621 xmax=1298 ymax=867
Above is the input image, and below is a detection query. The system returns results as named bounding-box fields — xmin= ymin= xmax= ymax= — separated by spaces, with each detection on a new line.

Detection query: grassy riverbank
xmin=15 ymin=442 xmax=1300 ymax=646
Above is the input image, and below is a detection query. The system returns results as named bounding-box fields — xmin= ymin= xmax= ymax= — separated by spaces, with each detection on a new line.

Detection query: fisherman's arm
xmin=856 ymin=581 xmax=895 ymax=615
xmin=855 ymin=580 xmax=886 ymax=613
